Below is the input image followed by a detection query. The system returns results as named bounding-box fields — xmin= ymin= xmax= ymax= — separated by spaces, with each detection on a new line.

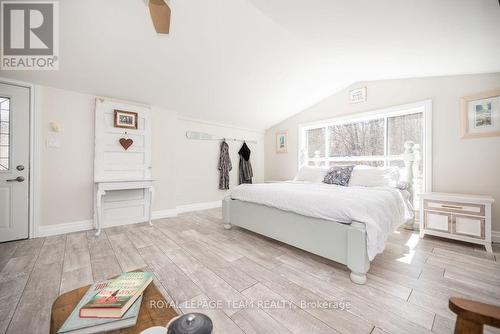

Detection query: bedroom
xmin=0 ymin=0 xmax=499 ymax=333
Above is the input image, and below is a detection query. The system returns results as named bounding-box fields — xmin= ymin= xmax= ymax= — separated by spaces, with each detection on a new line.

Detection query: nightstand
xmin=420 ymin=192 xmax=494 ymax=252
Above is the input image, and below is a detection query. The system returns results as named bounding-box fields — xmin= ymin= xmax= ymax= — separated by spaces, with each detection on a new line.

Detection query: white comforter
xmin=230 ymin=181 xmax=414 ymax=260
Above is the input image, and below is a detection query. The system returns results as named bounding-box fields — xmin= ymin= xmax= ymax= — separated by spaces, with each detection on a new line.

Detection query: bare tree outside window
xmin=388 ymin=113 xmax=423 ymax=156
xmin=388 ymin=113 xmax=424 ymax=172
xmin=328 ymin=119 xmax=384 ymax=157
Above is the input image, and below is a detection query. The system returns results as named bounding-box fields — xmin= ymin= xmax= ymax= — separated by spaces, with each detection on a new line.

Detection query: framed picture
xmin=114 ymin=110 xmax=138 ymax=129
xmin=276 ymin=131 xmax=288 ymax=153
xmin=461 ymin=89 xmax=500 ymax=138
xmin=349 ymin=87 xmax=367 ymax=104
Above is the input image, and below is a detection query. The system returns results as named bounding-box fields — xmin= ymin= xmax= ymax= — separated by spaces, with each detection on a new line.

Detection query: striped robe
xmin=218 ymin=141 xmax=232 ymax=190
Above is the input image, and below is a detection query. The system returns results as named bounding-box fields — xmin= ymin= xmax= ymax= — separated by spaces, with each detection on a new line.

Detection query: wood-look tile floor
xmin=1 ymin=209 xmax=500 ymax=334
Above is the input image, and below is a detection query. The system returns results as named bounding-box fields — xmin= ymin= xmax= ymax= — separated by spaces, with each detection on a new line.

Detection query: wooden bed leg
xmin=347 ymin=222 xmax=370 ymax=285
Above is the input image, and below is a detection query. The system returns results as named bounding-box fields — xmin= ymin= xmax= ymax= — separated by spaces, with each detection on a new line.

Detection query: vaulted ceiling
xmin=3 ymin=0 xmax=500 ymax=129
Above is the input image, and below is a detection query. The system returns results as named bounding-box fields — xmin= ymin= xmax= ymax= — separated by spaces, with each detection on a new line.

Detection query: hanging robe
xmin=218 ymin=140 xmax=232 ymax=190
xmin=238 ymin=142 xmax=253 ymax=184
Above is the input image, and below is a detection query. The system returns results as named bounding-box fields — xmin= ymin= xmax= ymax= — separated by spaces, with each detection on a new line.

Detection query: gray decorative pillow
xmin=323 ymin=166 xmax=354 ymax=186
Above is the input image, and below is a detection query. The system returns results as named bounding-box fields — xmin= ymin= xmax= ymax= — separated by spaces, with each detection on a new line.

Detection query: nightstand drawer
xmin=453 ymin=215 xmax=484 ymax=239
xmin=424 ymin=200 xmax=485 ymax=216
xmin=425 ymin=211 xmax=451 ymax=232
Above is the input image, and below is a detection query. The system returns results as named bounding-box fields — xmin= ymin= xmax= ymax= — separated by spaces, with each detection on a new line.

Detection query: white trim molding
xmin=153 ymin=201 xmax=222 ymax=220
xmin=151 ymin=208 xmax=178 ymax=220
xmin=37 ymin=220 xmax=94 ymax=238
xmin=34 ymin=200 xmax=223 ymax=237
xmin=176 ymin=201 xmax=222 ymax=214
xmin=492 ymin=230 xmax=500 ymax=244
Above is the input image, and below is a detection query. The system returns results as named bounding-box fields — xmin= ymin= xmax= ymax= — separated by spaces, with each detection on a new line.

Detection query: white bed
xmin=222 ymin=166 xmax=415 ymax=284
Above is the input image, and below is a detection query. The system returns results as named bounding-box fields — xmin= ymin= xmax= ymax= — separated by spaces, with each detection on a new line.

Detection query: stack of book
xmin=58 ymin=272 xmax=153 ymax=334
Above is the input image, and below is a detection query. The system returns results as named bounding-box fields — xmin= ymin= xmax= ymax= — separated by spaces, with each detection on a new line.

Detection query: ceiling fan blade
xmin=148 ymin=0 xmax=171 ymax=34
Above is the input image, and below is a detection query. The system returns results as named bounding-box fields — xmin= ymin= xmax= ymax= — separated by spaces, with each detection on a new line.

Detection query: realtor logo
xmin=1 ymin=1 xmax=59 ymax=70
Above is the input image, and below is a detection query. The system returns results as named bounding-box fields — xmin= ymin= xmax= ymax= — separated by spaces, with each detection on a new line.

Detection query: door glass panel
xmin=0 ymin=97 xmax=10 ymax=171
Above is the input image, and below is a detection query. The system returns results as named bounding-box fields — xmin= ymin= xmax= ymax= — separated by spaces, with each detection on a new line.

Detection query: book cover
xmin=80 ymin=272 xmax=153 ymax=318
xmin=57 ymin=280 xmax=142 ymax=334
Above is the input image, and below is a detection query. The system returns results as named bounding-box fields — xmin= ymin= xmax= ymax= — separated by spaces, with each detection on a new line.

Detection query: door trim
xmin=0 ymin=77 xmax=39 ymax=239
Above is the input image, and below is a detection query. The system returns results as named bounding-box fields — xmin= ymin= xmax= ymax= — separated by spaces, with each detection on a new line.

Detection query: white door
xmin=94 ymin=99 xmax=152 ymax=227
xmin=0 ymin=83 xmax=30 ymax=242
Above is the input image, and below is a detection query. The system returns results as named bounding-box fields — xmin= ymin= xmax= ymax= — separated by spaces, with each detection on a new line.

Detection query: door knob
xmin=16 ymin=165 xmax=25 ymax=171
xmin=6 ymin=176 xmax=25 ymax=182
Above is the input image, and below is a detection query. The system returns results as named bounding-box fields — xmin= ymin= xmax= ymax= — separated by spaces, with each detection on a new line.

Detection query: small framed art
xmin=349 ymin=87 xmax=367 ymax=104
xmin=114 ymin=110 xmax=138 ymax=129
xmin=461 ymin=89 xmax=500 ymax=138
xmin=276 ymin=131 xmax=288 ymax=153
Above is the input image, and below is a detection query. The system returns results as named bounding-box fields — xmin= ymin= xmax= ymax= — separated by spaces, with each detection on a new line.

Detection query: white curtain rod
xmin=185 ymin=131 xmax=258 ymax=144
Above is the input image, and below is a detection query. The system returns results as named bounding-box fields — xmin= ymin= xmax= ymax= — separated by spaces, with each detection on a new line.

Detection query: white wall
xmin=151 ymin=106 xmax=178 ymax=212
xmin=175 ymin=118 xmax=264 ymax=206
xmin=39 ymin=86 xmax=95 ymax=226
xmin=36 ymin=85 xmax=264 ymax=228
xmin=265 ymin=73 xmax=500 ymax=231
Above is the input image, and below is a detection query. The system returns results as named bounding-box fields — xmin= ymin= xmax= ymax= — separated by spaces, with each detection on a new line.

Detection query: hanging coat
xmin=238 ymin=142 xmax=253 ymax=184
xmin=218 ymin=140 xmax=232 ymax=190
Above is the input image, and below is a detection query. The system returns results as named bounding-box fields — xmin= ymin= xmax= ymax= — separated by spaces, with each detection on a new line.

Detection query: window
xmin=301 ymin=112 xmax=424 ymax=168
xmin=299 ymin=101 xmax=432 ymax=208
xmin=0 ymin=97 xmax=10 ymax=171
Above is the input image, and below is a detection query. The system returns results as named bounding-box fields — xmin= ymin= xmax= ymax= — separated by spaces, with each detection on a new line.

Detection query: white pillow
xmin=294 ymin=166 xmax=328 ymax=183
xmin=348 ymin=165 xmax=400 ymax=188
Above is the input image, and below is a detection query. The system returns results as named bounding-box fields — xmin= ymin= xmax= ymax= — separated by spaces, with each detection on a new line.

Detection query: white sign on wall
xmin=349 ymin=87 xmax=367 ymax=104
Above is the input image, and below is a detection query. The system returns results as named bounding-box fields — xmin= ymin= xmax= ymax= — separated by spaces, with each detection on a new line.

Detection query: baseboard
xmin=176 ymin=201 xmax=222 ymax=214
xmin=492 ymin=230 xmax=500 ymax=243
xmin=151 ymin=208 xmax=178 ymax=220
xmin=36 ymin=220 xmax=94 ymax=237
xmin=33 ymin=201 xmax=222 ymax=238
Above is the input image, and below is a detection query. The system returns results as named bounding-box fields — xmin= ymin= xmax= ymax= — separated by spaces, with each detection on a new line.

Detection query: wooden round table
xmin=50 ymin=281 xmax=177 ymax=334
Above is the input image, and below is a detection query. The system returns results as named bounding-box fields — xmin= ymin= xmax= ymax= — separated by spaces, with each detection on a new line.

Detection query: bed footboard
xmin=222 ymin=197 xmax=370 ymax=284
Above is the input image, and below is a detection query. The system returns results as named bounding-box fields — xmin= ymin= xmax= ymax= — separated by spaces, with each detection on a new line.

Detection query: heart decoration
xmin=119 ymin=138 xmax=134 ymax=150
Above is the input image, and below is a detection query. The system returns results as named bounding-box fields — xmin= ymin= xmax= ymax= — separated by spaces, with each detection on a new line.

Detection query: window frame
xmin=298 ymin=100 xmax=433 ymax=192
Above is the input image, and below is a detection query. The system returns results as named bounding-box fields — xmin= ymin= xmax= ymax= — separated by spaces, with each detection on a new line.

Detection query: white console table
xmin=94 ymin=179 xmax=155 ymax=236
